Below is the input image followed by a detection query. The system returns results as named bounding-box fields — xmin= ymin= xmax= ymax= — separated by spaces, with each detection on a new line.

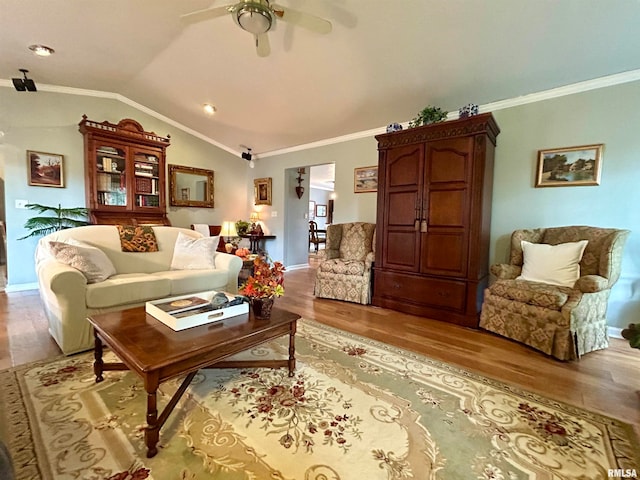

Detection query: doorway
xmin=308 ymin=164 xmax=335 ymax=258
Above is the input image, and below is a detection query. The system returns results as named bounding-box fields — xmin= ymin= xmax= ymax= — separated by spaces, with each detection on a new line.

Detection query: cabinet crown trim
xmin=79 ymin=115 xmax=171 ymax=147
xmin=376 ymin=113 xmax=499 ymax=150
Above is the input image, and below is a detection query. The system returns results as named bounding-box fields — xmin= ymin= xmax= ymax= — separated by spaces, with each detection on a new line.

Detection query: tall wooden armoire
xmin=372 ymin=113 xmax=500 ymax=328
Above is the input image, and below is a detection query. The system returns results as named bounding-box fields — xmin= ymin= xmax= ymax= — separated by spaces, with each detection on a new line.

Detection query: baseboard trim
xmin=608 ymin=326 xmax=623 ymax=339
xmin=286 ymin=264 xmax=309 ymax=271
xmin=5 ymin=282 xmax=38 ymax=293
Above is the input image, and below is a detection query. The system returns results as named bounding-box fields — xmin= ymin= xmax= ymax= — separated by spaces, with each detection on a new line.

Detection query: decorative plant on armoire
xmin=408 ymin=105 xmax=448 ymax=128
xmin=18 ymin=203 xmax=90 ymax=239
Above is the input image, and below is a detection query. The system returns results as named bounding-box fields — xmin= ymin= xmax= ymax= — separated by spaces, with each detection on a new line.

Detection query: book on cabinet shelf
xmin=137 ymin=196 xmax=159 ymax=207
xmin=134 ymin=155 xmax=158 ymax=164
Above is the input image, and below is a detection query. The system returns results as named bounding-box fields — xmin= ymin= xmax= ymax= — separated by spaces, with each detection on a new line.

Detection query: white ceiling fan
xmin=181 ymin=0 xmax=332 ymax=57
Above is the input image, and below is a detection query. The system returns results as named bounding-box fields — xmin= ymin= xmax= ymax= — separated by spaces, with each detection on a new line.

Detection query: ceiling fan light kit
xmin=235 ymin=1 xmax=273 ymax=35
xmin=181 ymin=0 xmax=331 ymax=57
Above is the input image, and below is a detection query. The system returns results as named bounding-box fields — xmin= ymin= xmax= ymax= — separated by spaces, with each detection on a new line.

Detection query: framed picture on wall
xmin=27 ymin=150 xmax=65 ymax=188
xmin=315 ymin=204 xmax=327 ymax=217
xmin=309 ymin=200 xmax=316 ymax=219
xmin=254 ymin=177 xmax=272 ymax=205
xmin=535 ymin=144 xmax=603 ymax=187
xmin=354 ymin=165 xmax=378 ymax=193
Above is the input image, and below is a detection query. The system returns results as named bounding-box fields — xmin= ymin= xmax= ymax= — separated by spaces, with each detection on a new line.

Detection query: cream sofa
xmin=35 ymin=225 xmax=242 ymax=355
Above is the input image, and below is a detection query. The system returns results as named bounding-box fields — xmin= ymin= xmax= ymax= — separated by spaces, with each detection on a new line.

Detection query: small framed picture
xmin=354 ymin=165 xmax=378 ymax=193
xmin=315 ymin=204 xmax=327 ymax=217
xmin=254 ymin=177 xmax=272 ymax=205
xmin=27 ymin=150 xmax=65 ymax=188
xmin=535 ymin=144 xmax=603 ymax=187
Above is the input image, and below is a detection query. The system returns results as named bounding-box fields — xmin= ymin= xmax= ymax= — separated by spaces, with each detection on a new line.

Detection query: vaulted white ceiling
xmin=2 ymin=1 xmax=640 ymax=156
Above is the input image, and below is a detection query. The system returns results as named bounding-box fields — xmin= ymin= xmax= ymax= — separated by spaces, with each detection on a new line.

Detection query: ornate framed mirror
xmin=168 ymin=164 xmax=214 ymax=208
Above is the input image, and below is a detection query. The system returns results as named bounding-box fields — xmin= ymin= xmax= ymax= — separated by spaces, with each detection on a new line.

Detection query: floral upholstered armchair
xmin=314 ymin=222 xmax=376 ymax=304
xmin=479 ymin=226 xmax=630 ymax=361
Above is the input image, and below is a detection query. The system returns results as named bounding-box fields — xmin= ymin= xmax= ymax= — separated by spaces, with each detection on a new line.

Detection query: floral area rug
xmin=1 ymin=319 xmax=638 ymax=479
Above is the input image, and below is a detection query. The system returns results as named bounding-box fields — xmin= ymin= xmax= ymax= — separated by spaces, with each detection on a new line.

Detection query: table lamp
xmin=249 ymin=212 xmax=260 ymax=234
xmin=220 ymin=221 xmax=237 ymax=253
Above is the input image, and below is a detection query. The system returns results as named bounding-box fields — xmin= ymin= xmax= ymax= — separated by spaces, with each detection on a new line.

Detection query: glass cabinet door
xmin=132 ymin=150 xmax=161 ymax=208
xmin=95 ymin=144 xmax=127 ymax=207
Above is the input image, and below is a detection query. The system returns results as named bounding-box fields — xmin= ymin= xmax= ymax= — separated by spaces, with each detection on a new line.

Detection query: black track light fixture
xmin=241 ymin=147 xmax=255 ymax=168
xmin=12 ymin=69 xmax=37 ymax=92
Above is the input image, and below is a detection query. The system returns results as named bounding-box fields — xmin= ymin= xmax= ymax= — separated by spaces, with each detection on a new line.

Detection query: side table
xmin=240 ymin=234 xmax=276 ymax=254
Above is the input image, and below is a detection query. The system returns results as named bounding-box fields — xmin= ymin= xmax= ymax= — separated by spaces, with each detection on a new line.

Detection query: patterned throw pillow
xmin=116 ymin=225 xmax=159 ymax=252
xmin=48 ymin=239 xmax=116 ymax=283
xmin=170 ymin=232 xmax=218 ymax=270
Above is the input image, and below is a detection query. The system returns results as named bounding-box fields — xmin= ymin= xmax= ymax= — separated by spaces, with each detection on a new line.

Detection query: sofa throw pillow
xmin=516 ymin=240 xmax=588 ymax=288
xmin=116 ymin=225 xmax=159 ymax=252
xmin=48 ymin=239 xmax=116 ymax=283
xmin=170 ymin=232 xmax=218 ymax=270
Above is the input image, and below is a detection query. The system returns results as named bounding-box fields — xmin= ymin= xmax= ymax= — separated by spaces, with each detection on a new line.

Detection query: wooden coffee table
xmin=87 ymin=305 xmax=300 ymax=458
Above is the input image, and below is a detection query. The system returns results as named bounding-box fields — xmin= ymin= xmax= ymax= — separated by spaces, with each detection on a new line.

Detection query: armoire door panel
xmin=387 ymin=145 xmax=423 ymax=188
xmin=427 ymin=138 xmax=473 ymax=184
xmin=428 ymin=189 xmax=466 ymax=226
xmin=384 ymin=231 xmax=419 ymax=269
xmin=387 ymin=191 xmax=419 ymax=226
xmin=420 ymin=232 xmax=466 ymax=275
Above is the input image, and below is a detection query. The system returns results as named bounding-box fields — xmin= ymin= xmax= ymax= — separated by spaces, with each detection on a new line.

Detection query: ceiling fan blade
xmin=180 ymin=5 xmax=233 ymax=24
xmin=256 ymin=33 xmax=271 ymax=57
xmin=272 ymin=5 xmax=332 ymax=34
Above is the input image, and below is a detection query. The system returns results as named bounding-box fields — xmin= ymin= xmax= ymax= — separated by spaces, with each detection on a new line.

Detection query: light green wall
xmin=2 ymin=79 xmax=638 ymax=329
xmin=489 ymin=81 xmax=640 ymax=330
xmin=0 ymin=89 xmax=249 ymax=286
xmin=248 ymin=136 xmax=379 ymax=266
xmin=260 ymin=80 xmax=640 ymax=329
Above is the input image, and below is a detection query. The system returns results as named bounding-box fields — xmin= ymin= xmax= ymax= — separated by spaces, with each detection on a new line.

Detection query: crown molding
xmin=0 ymin=81 xmax=238 ymax=156
xmin=482 ymin=69 xmax=640 ymax=113
xmin=3 ymin=68 xmax=640 ymax=157
xmin=261 ymin=69 xmax=640 ymax=157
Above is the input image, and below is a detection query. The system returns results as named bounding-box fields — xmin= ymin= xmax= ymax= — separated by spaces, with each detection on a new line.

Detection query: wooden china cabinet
xmin=372 ymin=113 xmax=500 ymax=328
xmin=79 ymin=116 xmax=171 ymax=225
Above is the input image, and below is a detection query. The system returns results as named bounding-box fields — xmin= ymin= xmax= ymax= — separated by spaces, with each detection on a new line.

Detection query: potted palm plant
xmin=18 ymin=203 xmax=90 ymax=240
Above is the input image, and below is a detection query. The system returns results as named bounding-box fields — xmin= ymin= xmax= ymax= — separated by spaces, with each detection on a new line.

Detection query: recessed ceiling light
xmin=203 ymin=104 xmax=216 ymax=115
xmin=28 ymin=44 xmax=55 ymax=57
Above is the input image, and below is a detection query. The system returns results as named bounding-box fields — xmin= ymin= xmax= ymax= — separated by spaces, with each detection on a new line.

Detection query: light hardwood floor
xmin=1 ymin=260 xmax=639 ymax=437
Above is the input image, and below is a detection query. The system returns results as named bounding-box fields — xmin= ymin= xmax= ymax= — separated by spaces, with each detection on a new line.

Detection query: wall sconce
xmin=295 ymin=168 xmax=305 ymax=199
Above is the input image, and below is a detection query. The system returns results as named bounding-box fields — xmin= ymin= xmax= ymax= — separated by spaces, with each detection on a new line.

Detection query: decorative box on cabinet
xmin=79 ymin=116 xmax=171 ymax=226
xmin=372 ymin=113 xmax=500 ymax=328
